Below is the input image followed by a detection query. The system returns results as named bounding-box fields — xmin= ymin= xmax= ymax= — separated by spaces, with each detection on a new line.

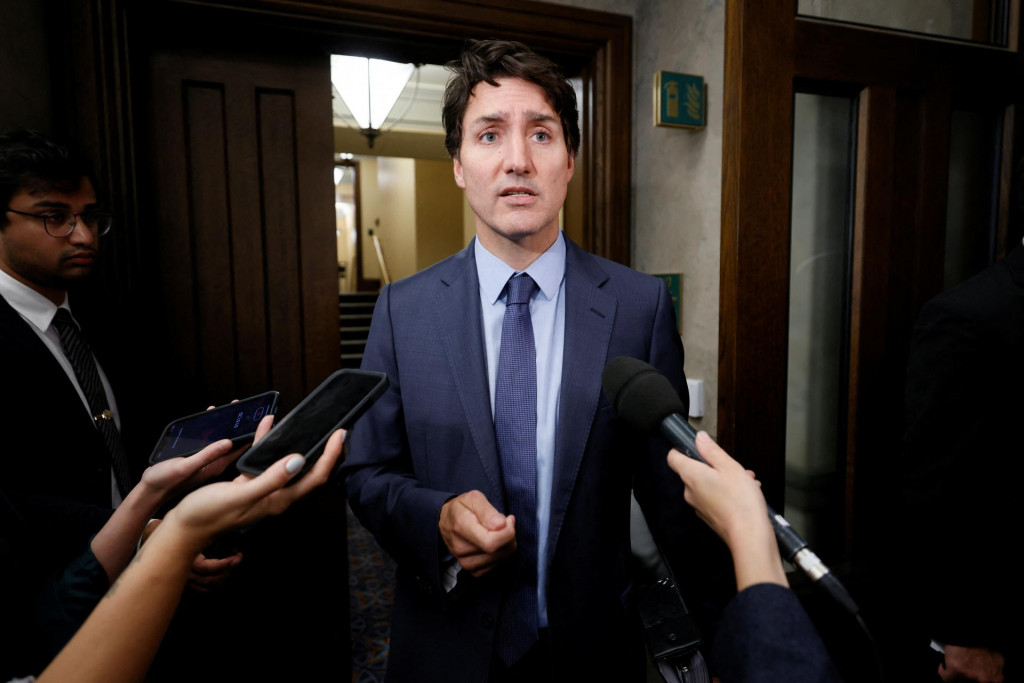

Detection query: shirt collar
xmin=0 ymin=267 xmax=70 ymax=333
xmin=474 ymin=231 xmax=566 ymax=304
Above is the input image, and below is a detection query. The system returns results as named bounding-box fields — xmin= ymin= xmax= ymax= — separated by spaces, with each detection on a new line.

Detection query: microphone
xmin=602 ymin=356 xmax=860 ymax=616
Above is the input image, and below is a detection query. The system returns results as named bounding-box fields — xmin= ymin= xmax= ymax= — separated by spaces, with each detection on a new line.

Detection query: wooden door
xmin=137 ymin=46 xmax=348 ymax=682
xmin=721 ymin=1 xmax=1023 ymax=679
xmin=145 ymin=48 xmax=339 ymax=415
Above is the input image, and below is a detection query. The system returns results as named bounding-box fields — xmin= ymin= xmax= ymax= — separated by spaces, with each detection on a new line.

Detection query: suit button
xmin=414 ymin=575 xmax=433 ymax=595
xmin=481 ymin=614 xmax=494 ymax=629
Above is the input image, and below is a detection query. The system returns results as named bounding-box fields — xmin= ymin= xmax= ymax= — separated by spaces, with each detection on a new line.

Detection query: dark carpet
xmin=348 ymin=503 xmax=397 ymax=683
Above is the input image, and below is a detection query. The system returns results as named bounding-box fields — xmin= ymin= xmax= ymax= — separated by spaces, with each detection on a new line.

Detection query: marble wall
xmin=546 ymin=0 xmax=726 ymax=435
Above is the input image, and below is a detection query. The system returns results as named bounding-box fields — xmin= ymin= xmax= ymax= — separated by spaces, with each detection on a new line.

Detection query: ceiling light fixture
xmin=331 ymin=55 xmax=419 ymax=148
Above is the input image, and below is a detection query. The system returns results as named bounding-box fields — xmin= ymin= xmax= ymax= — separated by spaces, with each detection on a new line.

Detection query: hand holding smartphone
xmin=148 ymin=391 xmax=280 ymax=465
xmin=237 ymin=369 xmax=388 ymax=479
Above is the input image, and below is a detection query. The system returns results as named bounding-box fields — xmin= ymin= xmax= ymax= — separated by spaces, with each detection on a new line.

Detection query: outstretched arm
xmin=88 ymin=428 xmax=249 ymax=583
xmin=667 ymin=431 xmax=787 ymax=591
xmin=36 ymin=429 xmax=344 ymax=683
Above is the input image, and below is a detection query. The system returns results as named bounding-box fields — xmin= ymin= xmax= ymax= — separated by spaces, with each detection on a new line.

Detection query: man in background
xmin=0 ymin=128 xmax=125 ymax=513
xmin=902 ymin=211 xmax=1024 ymax=681
xmin=0 ymin=129 xmax=241 ymax=677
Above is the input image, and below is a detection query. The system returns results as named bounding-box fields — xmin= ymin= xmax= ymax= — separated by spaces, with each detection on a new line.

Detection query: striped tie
xmin=51 ymin=308 xmax=133 ymax=498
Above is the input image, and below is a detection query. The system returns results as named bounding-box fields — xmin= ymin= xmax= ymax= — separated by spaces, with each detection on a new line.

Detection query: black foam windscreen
xmin=601 ymin=356 xmax=686 ymax=434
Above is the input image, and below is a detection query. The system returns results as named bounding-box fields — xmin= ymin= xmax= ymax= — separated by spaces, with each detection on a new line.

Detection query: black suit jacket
xmin=0 ymin=293 xmax=113 ymax=517
xmin=902 ymin=245 xmax=1024 ymax=661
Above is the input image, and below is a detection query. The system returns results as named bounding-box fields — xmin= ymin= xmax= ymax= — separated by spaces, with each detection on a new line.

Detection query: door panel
xmin=148 ymin=50 xmax=338 ymax=414
xmin=141 ymin=47 xmax=346 ymax=682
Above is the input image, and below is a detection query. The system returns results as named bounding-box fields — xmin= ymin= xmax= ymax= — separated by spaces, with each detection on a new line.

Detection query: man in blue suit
xmin=343 ymin=40 xmax=730 ymax=683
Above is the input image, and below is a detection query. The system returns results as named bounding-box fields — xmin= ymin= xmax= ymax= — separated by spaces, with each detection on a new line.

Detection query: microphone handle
xmin=659 ymin=414 xmax=860 ymax=616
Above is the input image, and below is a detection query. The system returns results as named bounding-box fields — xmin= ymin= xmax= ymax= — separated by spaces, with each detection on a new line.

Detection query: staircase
xmin=339 ymin=292 xmax=378 ymax=368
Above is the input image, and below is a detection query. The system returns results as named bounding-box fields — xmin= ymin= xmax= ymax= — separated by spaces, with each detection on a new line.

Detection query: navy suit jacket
xmin=343 ymin=238 xmax=731 ymax=682
xmin=712 ymin=584 xmax=841 ymax=683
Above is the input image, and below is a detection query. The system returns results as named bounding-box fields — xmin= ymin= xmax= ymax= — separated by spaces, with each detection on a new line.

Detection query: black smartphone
xmin=236 ymin=369 xmax=388 ymax=478
xmin=148 ymin=391 xmax=280 ymax=465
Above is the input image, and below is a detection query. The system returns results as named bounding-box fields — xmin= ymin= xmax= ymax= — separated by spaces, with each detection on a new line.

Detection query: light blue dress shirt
xmin=475 ymin=233 xmax=566 ymax=628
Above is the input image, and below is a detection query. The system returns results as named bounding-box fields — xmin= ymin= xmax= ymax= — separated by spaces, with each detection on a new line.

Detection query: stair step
xmin=340 ymin=332 xmax=370 ymax=344
xmin=339 ymin=293 xmax=380 ymax=303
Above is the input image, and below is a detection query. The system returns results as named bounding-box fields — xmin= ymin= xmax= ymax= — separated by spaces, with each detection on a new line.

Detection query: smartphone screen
xmin=149 ymin=391 xmax=280 ymax=464
xmin=237 ymin=370 xmax=387 ymax=477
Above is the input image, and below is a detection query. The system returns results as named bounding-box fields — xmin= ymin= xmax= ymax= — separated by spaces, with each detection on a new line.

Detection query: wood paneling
xmin=724 ymin=3 xmax=1023 ymax=678
xmin=723 ymin=0 xmax=1024 ymax=550
xmin=147 ymin=51 xmax=337 ymax=414
xmin=719 ymin=0 xmax=795 ymax=502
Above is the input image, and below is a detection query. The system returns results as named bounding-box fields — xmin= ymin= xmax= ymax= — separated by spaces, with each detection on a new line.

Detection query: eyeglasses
xmin=5 ymin=208 xmax=113 ymax=238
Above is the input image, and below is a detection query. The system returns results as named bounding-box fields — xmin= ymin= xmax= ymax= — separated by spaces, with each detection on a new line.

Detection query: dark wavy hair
xmin=442 ymin=39 xmax=580 ymax=160
xmin=0 ymin=129 xmax=93 ymax=227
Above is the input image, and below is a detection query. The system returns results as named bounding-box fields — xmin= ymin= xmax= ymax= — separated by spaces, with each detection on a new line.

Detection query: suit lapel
xmin=547 ymin=240 xmax=615 ymax=563
xmin=434 ymin=242 xmax=505 ymax=505
xmin=0 ymin=294 xmax=81 ymax=395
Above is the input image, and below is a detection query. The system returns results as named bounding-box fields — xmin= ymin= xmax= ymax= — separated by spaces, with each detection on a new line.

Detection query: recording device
xmin=237 ymin=369 xmax=388 ymax=479
xmin=148 ymin=391 xmax=280 ymax=465
xmin=601 ymin=356 xmax=860 ymax=617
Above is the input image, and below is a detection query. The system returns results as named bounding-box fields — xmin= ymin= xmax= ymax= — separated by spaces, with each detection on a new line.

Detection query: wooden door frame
xmin=720 ymin=0 xmax=1024 ymax=552
xmin=54 ymin=0 xmax=633 ymax=316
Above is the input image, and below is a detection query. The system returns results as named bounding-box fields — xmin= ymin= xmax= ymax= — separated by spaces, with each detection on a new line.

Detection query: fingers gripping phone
xmin=237 ymin=369 xmax=388 ymax=479
xmin=148 ymin=391 xmax=280 ymax=465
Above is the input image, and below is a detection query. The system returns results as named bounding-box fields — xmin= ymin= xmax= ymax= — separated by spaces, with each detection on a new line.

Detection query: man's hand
xmin=438 ymin=490 xmax=516 ymax=577
xmin=939 ymin=645 xmax=1005 ymax=683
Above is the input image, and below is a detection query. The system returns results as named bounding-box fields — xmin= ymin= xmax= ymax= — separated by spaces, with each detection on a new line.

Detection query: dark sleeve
xmin=0 ymin=487 xmax=110 ymax=677
xmin=34 ymin=545 xmax=110 ymax=663
xmin=712 ymin=583 xmax=841 ymax=683
xmin=901 ymin=291 xmax=1020 ymax=652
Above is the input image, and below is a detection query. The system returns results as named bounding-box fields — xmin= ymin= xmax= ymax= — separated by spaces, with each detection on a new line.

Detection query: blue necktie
xmin=494 ymin=273 xmax=540 ymax=666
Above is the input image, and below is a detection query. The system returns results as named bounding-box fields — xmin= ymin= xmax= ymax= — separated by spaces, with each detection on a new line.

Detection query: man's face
xmin=0 ymin=177 xmax=100 ymax=303
xmin=454 ymin=77 xmax=574 ymax=254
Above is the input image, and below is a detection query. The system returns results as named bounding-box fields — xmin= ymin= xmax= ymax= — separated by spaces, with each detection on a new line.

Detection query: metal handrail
xmin=371 ymin=230 xmax=390 ymax=285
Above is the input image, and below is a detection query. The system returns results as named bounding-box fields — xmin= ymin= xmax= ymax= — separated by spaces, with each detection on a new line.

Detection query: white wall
xmin=546 ymin=0 xmax=726 ymax=435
